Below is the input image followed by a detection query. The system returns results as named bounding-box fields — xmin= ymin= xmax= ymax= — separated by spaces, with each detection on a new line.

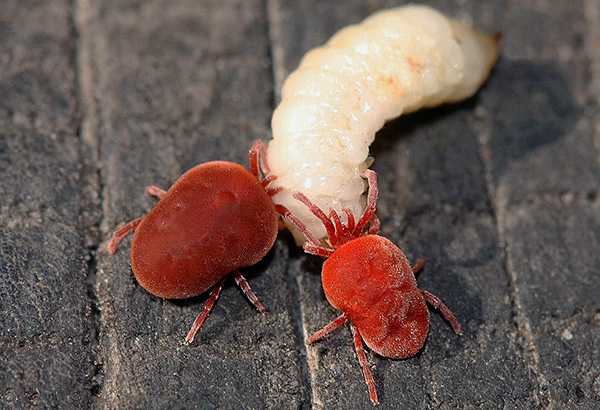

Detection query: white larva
xmin=266 ymin=4 xmax=500 ymax=241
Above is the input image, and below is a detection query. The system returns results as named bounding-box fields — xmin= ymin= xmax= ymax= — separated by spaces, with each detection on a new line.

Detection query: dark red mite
xmin=283 ymin=170 xmax=463 ymax=405
xmin=108 ymin=141 xmax=283 ymax=345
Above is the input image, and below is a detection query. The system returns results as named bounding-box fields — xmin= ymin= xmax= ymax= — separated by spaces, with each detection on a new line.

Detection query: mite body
xmin=284 ymin=170 xmax=462 ymax=405
xmin=323 ymin=235 xmax=431 ymax=359
xmin=108 ymin=142 xmax=281 ymax=344
xmin=268 ymin=5 xmax=500 ymax=240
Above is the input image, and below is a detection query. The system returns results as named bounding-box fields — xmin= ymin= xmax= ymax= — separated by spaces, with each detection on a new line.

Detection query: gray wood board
xmin=1 ymin=0 xmax=599 ymax=409
xmin=79 ymin=0 xmax=304 ymax=408
xmin=0 ymin=0 xmax=94 ymax=408
xmin=479 ymin=0 xmax=600 ymax=406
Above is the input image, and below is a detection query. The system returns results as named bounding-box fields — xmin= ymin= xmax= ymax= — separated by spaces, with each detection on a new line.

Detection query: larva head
xmin=130 ymin=161 xmax=278 ymax=299
xmin=444 ymin=19 xmax=501 ymax=103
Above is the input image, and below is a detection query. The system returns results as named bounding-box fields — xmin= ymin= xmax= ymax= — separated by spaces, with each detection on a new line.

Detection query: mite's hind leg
xmin=107 ymin=218 xmax=143 ymax=254
xmin=292 ymin=192 xmax=337 ymax=244
xmin=306 ymin=313 xmax=348 ymax=344
xmin=276 ymin=204 xmax=334 ymax=258
xmin=145 ymin=185 xmax=167 ymax=199
xmin=264 ymin=180 xmax=282 ymax=197
xmin=354 ymin=170 xmax=379 ymax=236
xmin=368 ymin=214 xmax=381 ymax=236
xmin=411 ymin=259 xmax=425 ymax=275
xmin=233 ymin=271 xmax=267 ymax=315
xmin=421 ymin=290 xmax=463 ymax=335
xmin=185 ymin=278 xmax=226 ymax=345
xmin=108 ymin=185 xmax=166 ymax=254
xmin=250 ymin=139 xmax=271 ymax=178
xmin=250 ymin=140 xmax=279 ymax=195
xmin=351 ymin=324 xmax=379 ymax=405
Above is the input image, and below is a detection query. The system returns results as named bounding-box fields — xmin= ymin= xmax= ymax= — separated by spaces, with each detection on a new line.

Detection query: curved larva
xmin=267 ymin=5 xmax=500 ymax=241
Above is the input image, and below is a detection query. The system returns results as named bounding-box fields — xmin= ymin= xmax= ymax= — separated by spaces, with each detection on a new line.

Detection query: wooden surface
xmin=1 ymin=0 xmax=599 ymax=408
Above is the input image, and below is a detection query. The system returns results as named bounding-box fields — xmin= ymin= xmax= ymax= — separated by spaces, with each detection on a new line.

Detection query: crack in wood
xmin=476 ymin=106 xmax=552 ymax=408
xmin=73 ymin=0 xmax=105 ymax=398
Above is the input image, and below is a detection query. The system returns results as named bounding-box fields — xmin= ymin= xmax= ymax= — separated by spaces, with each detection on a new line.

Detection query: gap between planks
xmin=265 ymin=0 xmax=318 ymax=406
xmin=73 ymin=0 xmax=106 ymax=400
xmin=475 ymin=105 xmax=552 ymax=408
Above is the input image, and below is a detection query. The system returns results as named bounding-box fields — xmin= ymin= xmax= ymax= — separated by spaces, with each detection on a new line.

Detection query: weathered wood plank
xmin=268 ymin=0 xmax=535 ymax=408
xmin=377 ymin=110 xmax=535 ymax=408
xmin=1 ymin=0 xmax=597 ymax=408
xmin=78 ymin=0 xmax=306 ymax=407
xmin=0 ymin=0 xmax=94 ymax=408
xmin=479 ymin=0 xmax=600 ymax=407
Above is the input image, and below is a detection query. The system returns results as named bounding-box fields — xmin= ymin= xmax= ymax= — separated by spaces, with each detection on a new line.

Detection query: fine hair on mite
xmin=108 ymin=141 xmax=288 ymax=345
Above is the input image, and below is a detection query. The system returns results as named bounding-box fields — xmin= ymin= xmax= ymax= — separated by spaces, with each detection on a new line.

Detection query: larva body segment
xmin=267 ymin=5 xmax=499 ymax=240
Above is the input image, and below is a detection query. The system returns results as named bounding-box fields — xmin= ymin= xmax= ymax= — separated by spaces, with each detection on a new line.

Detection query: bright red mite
xmin=283 ymin=170 xmax=463 ymax=405
xmin=108 ymin=141 xmax=284 ymax=345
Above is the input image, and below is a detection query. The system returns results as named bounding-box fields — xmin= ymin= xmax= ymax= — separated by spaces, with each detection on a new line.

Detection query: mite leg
xmin=233 ymin=271 xmax=267 ymax=315
xmin=255 ymin=139 xmax=271 ymax=174
xmin=303 ymin=242 xmax=334 ymax=258
xmin=343 ymin=208 xmax=356 ymax=232
xmin=350 ymin=324 xmax=379 ymax=405
xmin=368 ymin=214 xmax=381 ymax=236
xmin=107 ymin=217 xmax=143 ymax=254
xmin=185 ymin=278 xmax=226 ymax=345
xmin=421 ymin=290 xmax=463 ymax=335
xmin=306 ymin=313 xmax=348 ymax=344
xmin=275 ymin=204 xmax=333 ymax=257
xmin=292 ymin=192 xmax=337 ymax=242
xmin=108 ymin=186 xmax=165 ymax=253
xmin=145 ymin=185 xmax=167 ymax=199
xmin=250 ymin=139 xmax=271 ymax=178
xmin=330 ymin=208 xmax=346 ymax=236
xmin=249 ymin=140 xmax=261 ymax=178
xmin=354 ymin=170 xmax=379 ymax=236
xmin=411 ymin=259 xmax=425 ymax=275
xmin=251 ymin=139 xmax=278 ymax=191
xmin=265 ymin=185 xmax=283 ymax=197
xmin=261 ymin=175 xmax=277 ymax=189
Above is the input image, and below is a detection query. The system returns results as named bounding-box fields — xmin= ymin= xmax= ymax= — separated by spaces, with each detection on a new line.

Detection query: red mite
xmin=108 ymin=141 xmax=284 ymax=345
xmin=283 ymin=170 xmax=463 ymax=405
